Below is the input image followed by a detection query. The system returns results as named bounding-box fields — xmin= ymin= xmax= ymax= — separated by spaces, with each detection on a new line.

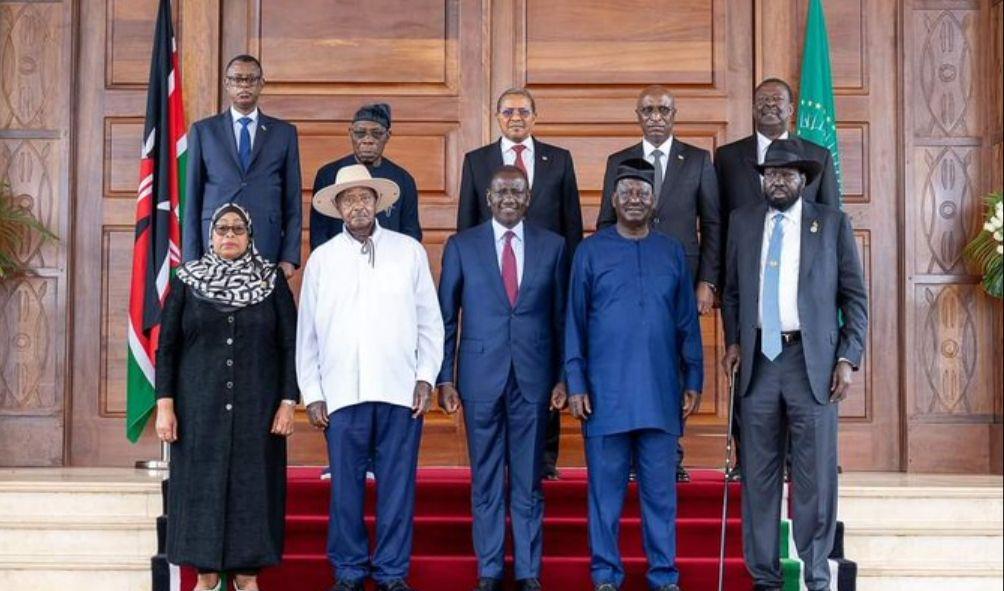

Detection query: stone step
xmin=0 ymin=480 xmax=162 ymax=520
xmin=0 ymin=516 xmax=157 ymax=559
xmin=839 ymin=485 xmax=1004 ymax=526
xmin=845 ymin=521 xmax=1002 ymax=568
xmin=857 ymin=562 xmax=1004 ymax=591
xmin=0 ymin=555 xmax=151 ymax=591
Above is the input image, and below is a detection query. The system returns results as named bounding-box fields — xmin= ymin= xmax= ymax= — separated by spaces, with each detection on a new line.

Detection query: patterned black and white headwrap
xmin=176 ymin=203 xmax=277 ymax=308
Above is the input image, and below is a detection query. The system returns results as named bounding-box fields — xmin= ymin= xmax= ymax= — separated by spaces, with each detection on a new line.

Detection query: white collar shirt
xmin=230 ymin=106 xmax=260 ymax=149
xmin=500 ymin=136 xmax=535 ymax=187
xmin=758 ymin=198 xmax=802 ymax=332
xmin=296 ymin=222 xmax=445 ymax=413
xmin=642 ymin=136 xmax=674 ymax=178
xmin=491 ymin=218 xmax=525 ymax=287
xmin=756 ymin=130 xmax=789 ymax=164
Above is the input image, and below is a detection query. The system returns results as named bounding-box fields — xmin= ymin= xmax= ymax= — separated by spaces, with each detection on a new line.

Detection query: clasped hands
xmin=305 ymin=381 xmax=435 ymax=430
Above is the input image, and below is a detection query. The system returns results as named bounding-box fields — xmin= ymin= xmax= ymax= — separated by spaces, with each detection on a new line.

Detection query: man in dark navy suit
xmin=183 ymin=54 xmax=302 ymax=276
xmin=596 ymin=85 xmax=721 ymax=481
xmin=310 ymin=103 xmax=422 ymax=248
xmin=457 ymin=87 xmax=582 ymax=479
xmin=438 ymin=165 xmax=568 ymax=591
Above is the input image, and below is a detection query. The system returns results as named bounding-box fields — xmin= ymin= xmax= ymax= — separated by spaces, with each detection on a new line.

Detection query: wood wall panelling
xmin=0 ymin=1 xmax=70 ymax=467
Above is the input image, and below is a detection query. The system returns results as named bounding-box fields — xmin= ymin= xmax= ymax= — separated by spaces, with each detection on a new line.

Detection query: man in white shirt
xmin=596 ymin=85 xmax=722 ymax=482
xmin=297 ymin=164 xmax=444 ymax=591
xmin=721 ymin=139 xmax=867 ymax=591
xmin=183 ymin=54 xmax=302 ymax=276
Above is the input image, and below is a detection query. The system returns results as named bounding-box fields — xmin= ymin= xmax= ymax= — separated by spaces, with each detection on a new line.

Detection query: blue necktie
xmin=761 ymin=213 xmax=785 ymax=361
xmin=238 ymin=117 xmax=252 ymax=172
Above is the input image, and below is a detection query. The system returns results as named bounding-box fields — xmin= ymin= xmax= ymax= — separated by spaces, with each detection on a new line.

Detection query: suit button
xmin=653 ymin=217 xmax=661 ymax=225
xmin=225 ymin=403 xmax=233 ymax=411
xmin=226 ymin=381 xmax=234 ymax=389
xmin=226 ymin=338 xmax=233 ymax=345
xmin=226 ymin=359 xmax=233 ymax=367
xmin=228 ymin=316 xmax=234 ymax=323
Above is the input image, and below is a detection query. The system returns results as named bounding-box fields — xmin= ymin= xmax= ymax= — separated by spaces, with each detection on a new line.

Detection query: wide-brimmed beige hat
xmin=312 ymin=164 xmax=401 ymax=219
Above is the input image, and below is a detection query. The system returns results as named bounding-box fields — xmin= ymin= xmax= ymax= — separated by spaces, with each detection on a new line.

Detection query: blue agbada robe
xmin=565 ymin=226 xmax=704 ymax=438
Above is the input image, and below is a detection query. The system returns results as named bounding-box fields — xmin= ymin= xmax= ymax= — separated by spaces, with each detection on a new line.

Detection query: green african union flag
xmin=797 ymin=0 xmax=842 ymax=201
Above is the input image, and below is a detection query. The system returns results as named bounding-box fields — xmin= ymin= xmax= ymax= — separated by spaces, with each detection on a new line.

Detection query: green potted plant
xmin=964 ymin=190 xmax=1003 ymax=299
xmin=0 ymin=181 xmax=57 ymax=278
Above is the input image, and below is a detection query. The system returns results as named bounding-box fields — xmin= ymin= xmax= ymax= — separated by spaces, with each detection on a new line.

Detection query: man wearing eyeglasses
xmin=456 ymin=87 xmax=583 ymax=481
xmin=183 ymin=54 xmax=302 ymax=278
xmin=310 ymin=103 xmax=423 ymax=249
xmin=596 ymin=85 xmax=722 ymax=482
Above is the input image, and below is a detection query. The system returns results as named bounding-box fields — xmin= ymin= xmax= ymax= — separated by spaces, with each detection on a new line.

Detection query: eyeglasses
xmin=225 ymin=75 xmax=262 ymax=87
xmin=636 ymin=105 xmax=676 ymax=120
xmin=337 ymin=192 xmax=377 ymax=208
xmin=499 ymin=107 xmax=533 ymax=119
xmin=213 ymin=224 xmax=248 ymax=236
xmin=350 ymin=128 xmax=388 ymax=141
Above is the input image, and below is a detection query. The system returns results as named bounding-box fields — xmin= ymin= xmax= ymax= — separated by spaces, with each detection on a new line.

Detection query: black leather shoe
xmin=473 ymin=579 xmax=501 ymax=591
xmin=332 ymin=580 xmax=364 ymax=591
xmin=726 ymin=465 xmax=742 ymax=482
xmin=518 ymin=579 xmax=542 ymax=591
xmin=543 ymin=466 xmax=561 ymax=480
xmin=654 ymin=585 xmax=681 ymax=591
xmin=676 ymin=465 xmax=691 ymax=482
xmin=595 ymin=585 xmax=619 ymax=591
xmin=377 ymin=581 xmax=414 ymax=591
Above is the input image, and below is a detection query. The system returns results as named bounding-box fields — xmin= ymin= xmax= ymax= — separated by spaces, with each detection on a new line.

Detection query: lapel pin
xmin=260 ymin=124 xmax=267 ymax=131
xmin=810 ymin=220 xmax=819 ymax=233
xmin=677 ymin=154 xmax=684 ymax=160
xmin=542 ymin=155 xmax=548 ymax=162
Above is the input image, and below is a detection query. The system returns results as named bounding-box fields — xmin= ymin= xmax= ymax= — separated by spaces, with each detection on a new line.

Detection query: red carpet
xmin=181 ymin=467 xmax=750 ymax=590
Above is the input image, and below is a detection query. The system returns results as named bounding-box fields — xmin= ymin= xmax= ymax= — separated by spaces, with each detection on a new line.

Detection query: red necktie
xmin=512 ymin=144 xmax=527 ymax=175
xmin=502 ymin=231 xmax=519 ymax=306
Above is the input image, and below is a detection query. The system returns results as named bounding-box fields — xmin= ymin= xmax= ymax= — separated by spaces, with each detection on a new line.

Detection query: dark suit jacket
xmin=597 ymin=139 xmax=721 ymax=286
xmin=437 ymin=221 xmax=568 ymax=403
xmin=715 ymin=135 xmax=840 ymax=286
xmin=457 ymin=138 xmax=583 ymax=254
xmin=721 ymin=199 xmax=868 ymax=404
xmin=310 ymin=154 xmax=422 ymax=249
xmin=183 ymin=111 xmax=302 ymax=265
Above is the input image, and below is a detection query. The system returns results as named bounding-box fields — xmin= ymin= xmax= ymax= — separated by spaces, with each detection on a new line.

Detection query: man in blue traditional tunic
xmin=563 ymin=159 xmax=704 ymax=591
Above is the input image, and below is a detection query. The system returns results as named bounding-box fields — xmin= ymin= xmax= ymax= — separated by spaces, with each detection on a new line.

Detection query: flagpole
xmin=135 ymin=440 xmax=170 ymax=471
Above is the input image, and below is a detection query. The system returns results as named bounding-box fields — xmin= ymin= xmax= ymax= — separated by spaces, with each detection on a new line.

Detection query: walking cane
xmin=717 ymin=366 xmax=738 ymax=591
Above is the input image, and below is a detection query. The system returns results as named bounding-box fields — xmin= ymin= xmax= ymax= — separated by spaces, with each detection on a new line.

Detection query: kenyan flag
xmin=125 ymin=0 xmax=187 ymax=443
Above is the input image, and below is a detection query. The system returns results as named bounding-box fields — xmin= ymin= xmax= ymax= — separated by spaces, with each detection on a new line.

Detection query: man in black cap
xmin=564 ymin=158 xmax=703 ymax=591
xmin=721 ymin=139 xmax=867 ymax=591
xmin=311 ymin=103 xmax=422 ymax=248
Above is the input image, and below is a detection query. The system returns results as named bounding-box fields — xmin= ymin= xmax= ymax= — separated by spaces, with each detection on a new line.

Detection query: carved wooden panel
xmin=914 ymin=146 xmax=980 ymax=275
xmin=0 ymin=3 xmax=62 ymax=130
xmin=103 ymin=118 xmax=144 ymax=197
xmin=0 ymin=277 xmax=58 ymax=413
xmin=836 ymin=123 xmax=867 ymax=202
xmin=912 ymin=284 xmax=996 ymax=418
xmin=106 ymin=0 xmax=179 ymax=89
xmin=0 ymin=139 xmax=61 ymax=268
xmin=992 ymin=1 xmax=1003 ymax=138
xmin=526 ymin=0 xmax=714 ymax=86
xmin=258 ymin=0 xmax=456 ymax=90
xmin=912 ymin=9 xmax=980 ymax=139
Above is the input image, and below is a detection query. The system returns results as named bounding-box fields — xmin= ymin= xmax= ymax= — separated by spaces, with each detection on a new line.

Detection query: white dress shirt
xmin=642 ymin=136 xmax=674 ymax=178
xmin=758 ymin=198 xmax=802 ymax=332
xmin=296 ymin=223 xmax=445 ymax=413
xmin=230 ymin=106 xmax=259 ymax=149
xmin=492 ymin=218 xmax=525 ymax=287
xmin=500 ymin=136 xmax=535 ymax=187
xmin=756 ymin=130 xmax=788 ymax=164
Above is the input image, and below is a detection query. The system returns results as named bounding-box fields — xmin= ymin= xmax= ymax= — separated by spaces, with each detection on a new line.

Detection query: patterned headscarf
xmin=176 ymin=203 xmax=277 ymax=308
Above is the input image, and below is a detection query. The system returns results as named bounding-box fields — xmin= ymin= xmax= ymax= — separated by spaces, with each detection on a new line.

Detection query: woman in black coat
xmin=155 ymin=203 xmax=298 ymax=591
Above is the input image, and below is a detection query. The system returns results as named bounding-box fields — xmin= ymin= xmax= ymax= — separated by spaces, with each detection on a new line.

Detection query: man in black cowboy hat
xmin=310 ymin=102 xmax=423 ymax=249
xmin=721 ymin=139 xmax=867 ymax=591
